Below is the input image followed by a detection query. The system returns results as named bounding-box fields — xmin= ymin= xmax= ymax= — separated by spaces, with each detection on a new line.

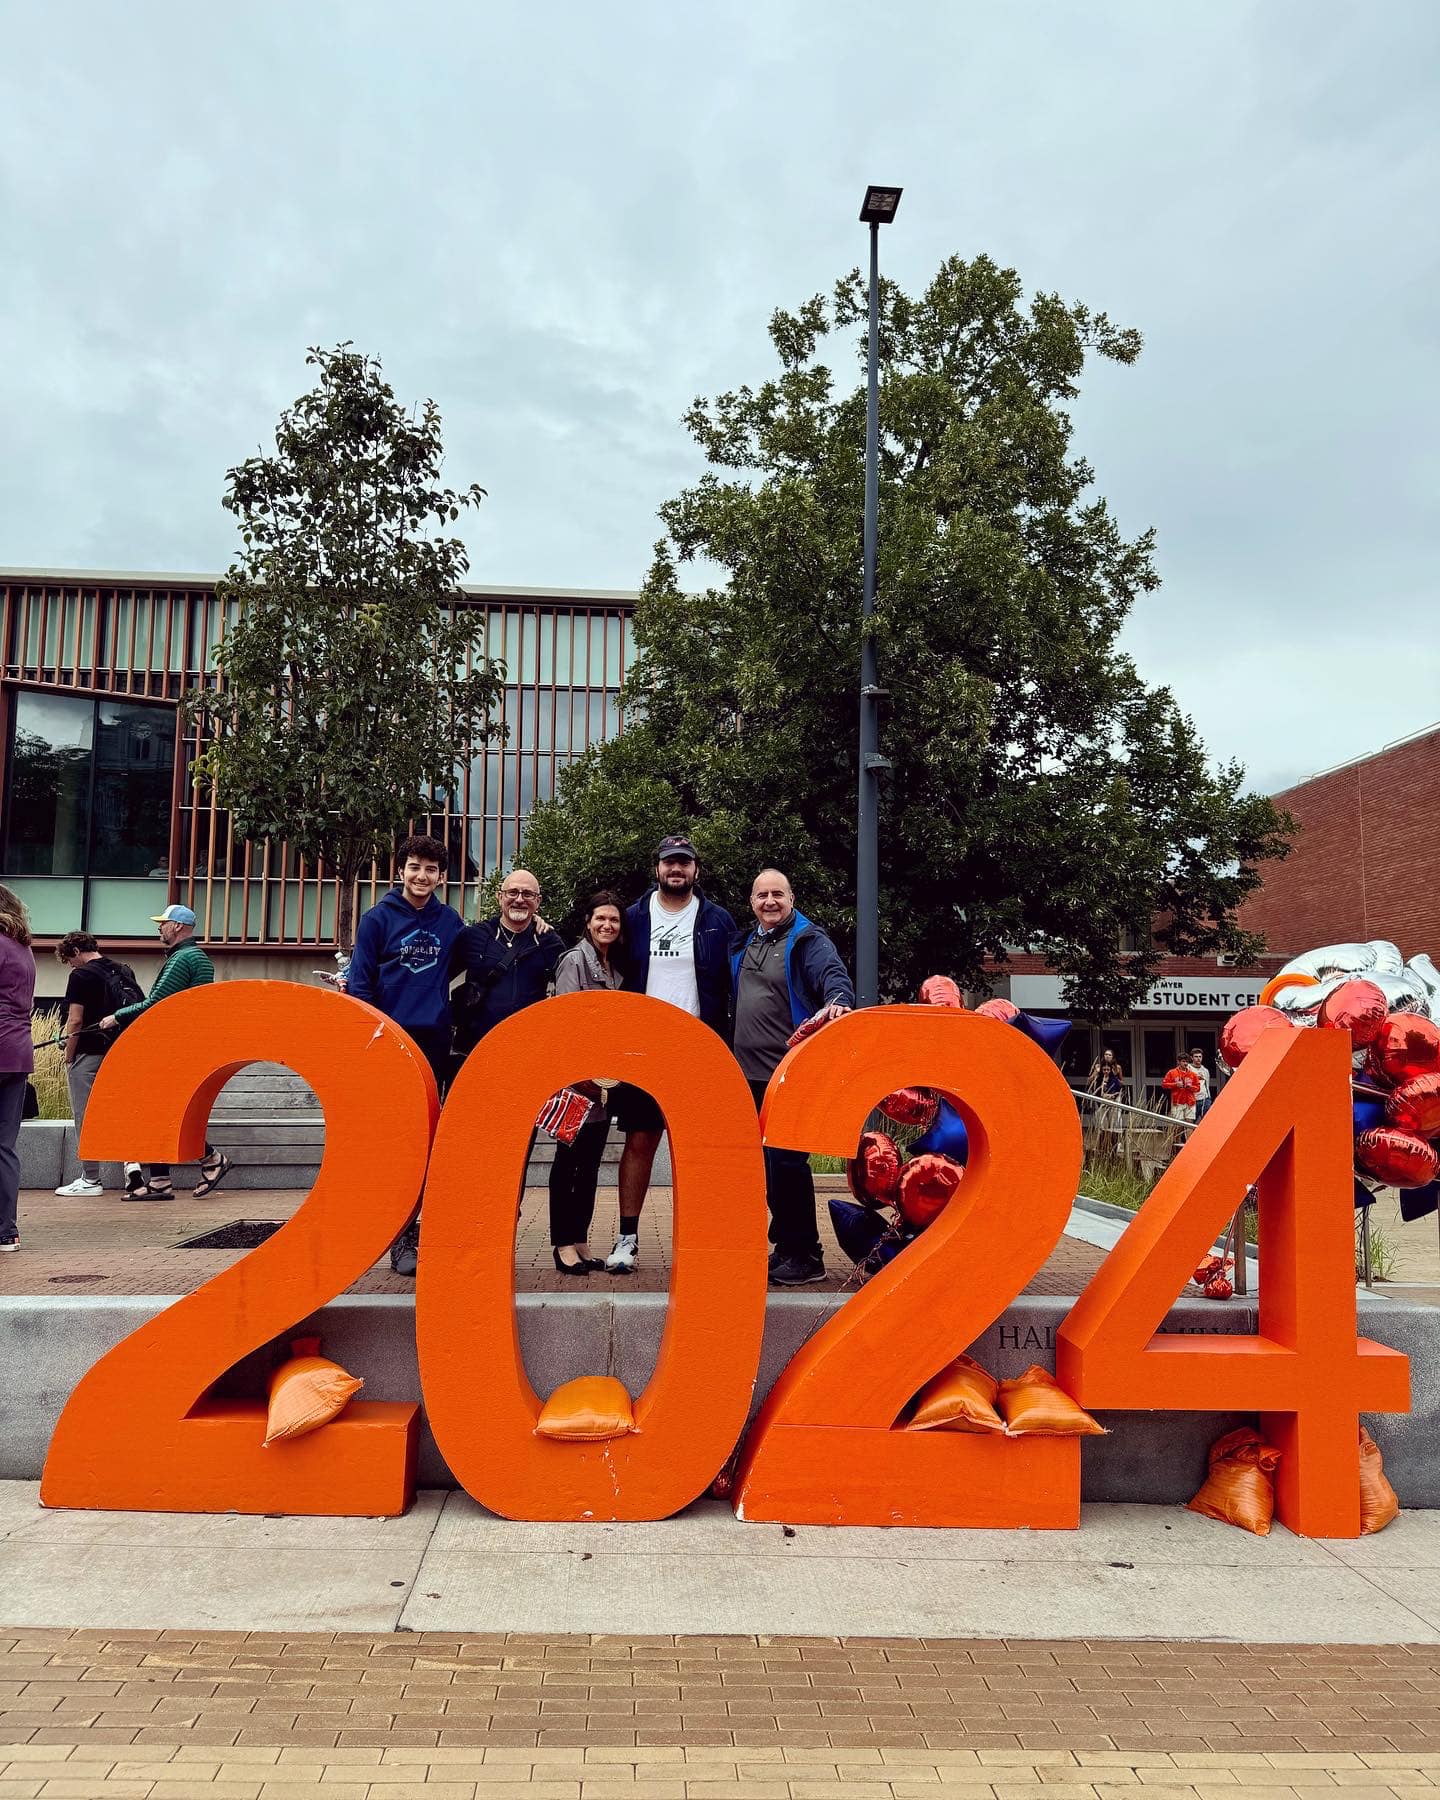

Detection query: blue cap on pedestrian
xmin=151 ymin=904 xmax=197 ymax=925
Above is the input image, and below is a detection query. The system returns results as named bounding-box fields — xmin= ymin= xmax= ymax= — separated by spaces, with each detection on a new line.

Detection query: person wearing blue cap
xmin=98 ymin=903 xmax=232 ymax=1202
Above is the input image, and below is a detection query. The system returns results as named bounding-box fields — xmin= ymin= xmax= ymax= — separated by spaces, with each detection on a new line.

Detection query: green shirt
xmin=115 ymin=939 xmax=215 ymax=1024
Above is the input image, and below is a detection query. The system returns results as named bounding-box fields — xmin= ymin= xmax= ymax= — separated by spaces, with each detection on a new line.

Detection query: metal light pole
xmin=855 ymin=184 xmax=902 ymax=1008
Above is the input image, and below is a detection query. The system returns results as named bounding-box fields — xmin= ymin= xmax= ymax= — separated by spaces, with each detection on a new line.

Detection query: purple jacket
xmin=0 ymin=933 xmax=35 ymax=1075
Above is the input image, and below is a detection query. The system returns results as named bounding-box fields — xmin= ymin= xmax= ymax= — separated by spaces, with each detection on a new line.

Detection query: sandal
xmin=193 ymin=1150 xmax=234 ymax=1199
xmin=123 ymin=1180 xmax=174 ymax=1203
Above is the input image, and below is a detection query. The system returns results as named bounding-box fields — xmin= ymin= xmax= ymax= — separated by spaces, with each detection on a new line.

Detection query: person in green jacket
xmin=99 ymin=904 xmax=232 ymax=1203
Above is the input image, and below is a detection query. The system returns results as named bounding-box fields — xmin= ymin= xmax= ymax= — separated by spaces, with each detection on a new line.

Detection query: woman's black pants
xmin=548 ymin=1111 xmax=612 ymax=1246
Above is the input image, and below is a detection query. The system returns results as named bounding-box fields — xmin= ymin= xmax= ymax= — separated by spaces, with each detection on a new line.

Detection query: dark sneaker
xmin=389 ymin=1221 xmax=419 ymax=1277
xmin=770 ymin=1253 xmax=825 ymax=1286
xmin=768 ymin=1246 xmax=782 ymax=1270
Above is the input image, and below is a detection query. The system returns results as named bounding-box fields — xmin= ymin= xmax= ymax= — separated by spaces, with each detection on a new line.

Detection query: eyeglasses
xmin=500 ymin=887 xmax=540 ymax=900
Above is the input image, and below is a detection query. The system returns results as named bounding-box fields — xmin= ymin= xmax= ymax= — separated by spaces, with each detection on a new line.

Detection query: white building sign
xmin=1009 ymin=973 xmax=1267 ymax=1014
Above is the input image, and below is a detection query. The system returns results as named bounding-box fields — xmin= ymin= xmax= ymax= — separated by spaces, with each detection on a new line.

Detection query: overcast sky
xmin=1 ymin=1 xmax=1435 ymax=795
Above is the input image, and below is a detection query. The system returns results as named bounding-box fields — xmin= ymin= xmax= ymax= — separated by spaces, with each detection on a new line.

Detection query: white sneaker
xmin=55 ymin=1177 xmax=104 ymax=1197
xmin=0 ymin=1239 xmax=17 ymax=1254
xmin=605 ymin=1232 xmax=639 ymax=1274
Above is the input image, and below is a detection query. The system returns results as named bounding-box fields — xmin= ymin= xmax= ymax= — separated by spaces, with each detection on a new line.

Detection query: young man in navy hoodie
xmin=347 ymin=834 xmax=464 ymax=1274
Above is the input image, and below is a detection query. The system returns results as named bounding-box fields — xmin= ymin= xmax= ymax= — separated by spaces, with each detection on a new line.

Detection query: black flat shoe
xmin=552 ymin=1248 xmax=592 ymax=1277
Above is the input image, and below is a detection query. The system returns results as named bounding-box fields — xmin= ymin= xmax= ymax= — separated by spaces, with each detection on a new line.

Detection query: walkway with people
xmin=0 ymin=1181 xmax=1109 ymax=1299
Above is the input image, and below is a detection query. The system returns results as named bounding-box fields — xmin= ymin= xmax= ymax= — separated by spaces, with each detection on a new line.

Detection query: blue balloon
xmin=828 ymin=1197 xmax=888 ymax=1264
xmin=1014 ymin=1011 xmax=1071 ymax=1058
xmin=1352 ymin=1098 xmax=1387 ymax=1136
xmin=1400 ymin=1180 xmax=1440 ymax=1224
xmin=1354 ymin=1178 xmax=1377 ymax=1211
xmin=910 ymin=1098 xmax=969 ymax=1165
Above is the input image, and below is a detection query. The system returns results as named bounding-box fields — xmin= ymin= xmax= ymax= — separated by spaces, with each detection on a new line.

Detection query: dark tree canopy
xmin=183 ymin=344 xmax=504 ymax=949
xmin=521 ymin=254 xmax=1293 ymax=1015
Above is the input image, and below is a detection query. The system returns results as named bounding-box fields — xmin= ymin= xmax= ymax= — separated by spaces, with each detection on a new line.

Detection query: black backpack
xmin=95 ymin=956 xmax=145 ymax=1019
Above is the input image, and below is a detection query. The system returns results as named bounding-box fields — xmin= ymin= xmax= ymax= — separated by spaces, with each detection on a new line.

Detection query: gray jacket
xmin=554 ymin=939 xmax=624 ymax=994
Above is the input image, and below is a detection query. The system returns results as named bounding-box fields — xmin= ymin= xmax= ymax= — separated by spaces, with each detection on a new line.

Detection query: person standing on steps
xmin=0 ymin=886 xmax=36 ymax=1255
xmin=347 ymin=834 xmax=466 ymax=1274
xmin=53 ymin=932 xmax=143 ymax=1197
xmin=730 ymin=869 xmax=853 ymax=1286
xmin=97 ymin=904 xmax=232 ymax=1203
xmin=547 ymin=890 xmax=626 ymax=1276
xmin=611 ymin=834 xmax=736 ymax=1274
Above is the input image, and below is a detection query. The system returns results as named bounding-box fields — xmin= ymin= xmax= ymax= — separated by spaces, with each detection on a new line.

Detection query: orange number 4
xmin=1056 ymin=1024 xmax=1409 ymax=1537
xmin=732 ymin=1008 xmax=1085 ymax=1529
xmin=41 ymin=984 xmax=435 ymax=1517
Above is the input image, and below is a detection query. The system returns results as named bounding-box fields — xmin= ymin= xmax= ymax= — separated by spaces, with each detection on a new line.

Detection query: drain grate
xmin=177 ymin=1220 xmax=284 ymax=1251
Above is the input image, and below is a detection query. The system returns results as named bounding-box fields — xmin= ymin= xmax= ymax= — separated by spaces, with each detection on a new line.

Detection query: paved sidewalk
xmin=0 ymin=1187 xmax=1105 ymax=1298
xmin=2 ymin=1630 xmax=1439 ymax=1797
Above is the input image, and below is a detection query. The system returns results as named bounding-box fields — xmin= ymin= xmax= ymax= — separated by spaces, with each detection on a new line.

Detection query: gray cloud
xmin=1 ymin=0 xmax=1434 ymax=792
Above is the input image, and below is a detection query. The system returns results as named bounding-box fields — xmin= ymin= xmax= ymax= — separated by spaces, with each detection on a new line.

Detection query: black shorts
xmin=609 ymin=1081 xmax=665 ymax=1135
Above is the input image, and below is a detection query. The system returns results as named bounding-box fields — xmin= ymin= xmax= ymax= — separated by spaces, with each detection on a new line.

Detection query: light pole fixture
xmin=855 ymin=183 xmax=901 ymax=1009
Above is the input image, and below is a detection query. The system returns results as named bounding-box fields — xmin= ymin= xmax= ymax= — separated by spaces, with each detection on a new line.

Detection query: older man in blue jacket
xmin=731 ymin=868 xmax=854 ymax=1285
xmin=606 ymin=834 xmax=736 ymax=1273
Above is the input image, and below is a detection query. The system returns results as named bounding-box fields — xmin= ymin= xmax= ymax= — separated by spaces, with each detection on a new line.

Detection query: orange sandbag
xmin=1186 ymin=1426 xmax=1280 ymax=1535
xmin=263 ymin=1336 xmax=363 ymax=1446
xmin=907 ymin=1354 xmax=1005 ymax=1434
xmin=997 ymin=1365 xmax=1105 ymax=1437
xmin=1359 ymin=1426 xmax=1399 ymax=1534
xmin=534 ymin=1375 xmax=636 ymax=1442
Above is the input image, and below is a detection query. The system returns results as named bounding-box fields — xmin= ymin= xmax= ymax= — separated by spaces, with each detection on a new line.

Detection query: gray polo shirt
xmin=734 ymin=920 xmax=795 ymax=1084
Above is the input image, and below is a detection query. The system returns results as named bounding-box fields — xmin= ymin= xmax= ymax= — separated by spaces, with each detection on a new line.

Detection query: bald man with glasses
xmin=451 ymin=869 xmax=564 ymax=1059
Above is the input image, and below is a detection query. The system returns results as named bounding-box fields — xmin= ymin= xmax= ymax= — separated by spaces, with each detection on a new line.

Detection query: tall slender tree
xmin=183 ymin=344 xmax=504 ymax=950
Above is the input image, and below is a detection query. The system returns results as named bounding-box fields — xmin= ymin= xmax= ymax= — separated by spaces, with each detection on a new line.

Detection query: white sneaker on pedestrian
xmin=605 ymin=1232 xmax=639 ymax=1274
xmin=55 ymin=1177 xmax=103 ymax=1197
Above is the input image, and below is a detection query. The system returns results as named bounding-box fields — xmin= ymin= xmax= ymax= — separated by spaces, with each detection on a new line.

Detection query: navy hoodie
xmin=347 ymin=889 xmax=465 ymax=1043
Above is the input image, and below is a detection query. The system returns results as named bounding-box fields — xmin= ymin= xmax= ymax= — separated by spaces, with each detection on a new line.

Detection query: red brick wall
xmin=1240 ymin=726 xmax=1440 ymax=960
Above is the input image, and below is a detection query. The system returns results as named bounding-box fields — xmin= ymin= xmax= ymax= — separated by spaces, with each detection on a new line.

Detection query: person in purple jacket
xmin=0 ymin=885 xmax=37 ymax=1253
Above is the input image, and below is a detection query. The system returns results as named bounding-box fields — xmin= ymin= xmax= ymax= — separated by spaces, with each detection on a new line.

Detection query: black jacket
xmin=451 ymin=918 xmax=564 ymax=1054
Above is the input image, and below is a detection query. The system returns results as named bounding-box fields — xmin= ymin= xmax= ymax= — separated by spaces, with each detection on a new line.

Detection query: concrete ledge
xmin=3 ymin=1289 xmax=1434 ymax=1507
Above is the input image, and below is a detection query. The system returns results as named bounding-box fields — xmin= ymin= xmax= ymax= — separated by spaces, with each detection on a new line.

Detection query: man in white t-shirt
xmin=608 ymin=835 xmax=736 ymax=1271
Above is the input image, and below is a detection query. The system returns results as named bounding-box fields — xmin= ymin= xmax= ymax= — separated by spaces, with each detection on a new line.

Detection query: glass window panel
xmin=503 ymin=686 xmax=518 ymax=730
xmin=605 ymin=615 xmax=622 ymax=685
xmin=538 ymin=613 xmax=554 ymax=684
xmin=88 ymin=878 xmax=171 ymax=937
xmin=6 ymin=691 xmax=93 ymax=876
xmin=502 ymin=756 xmax=517 ymax=813
xmin=589 ymin=691 xmax=607 ymax=741
xmin=572 ymin=689 xmax=588 ymax=747
xmin=519 ymin=611 xmax=538 ymax=683
xmin=1 ymin=876 xmax=84 ymax=935
xmin=519 ymin=688 xmax=537 ymax=748
xmin=483 ymin=751 xmax=501 ymax=810
xmin=533 ymin=690 xmax=554 ymax=753
xmin=535 ymin=760 xmax=555 ymax=804
xmin=621 ymin=619 xmax=638 ymax=674
xmin=483 ymin=819 xmax=499 ymax=874
xmin=587 ymin=617 xmax=606 ymax=684
xmin=519 ymin=758 xmax=535 ymax=813
xmin=148 ymin=596 xmax=166 ymax=671
xmin=504 ymin=609 xmax=520 ymax=676
xmin=553 ymin=692 xmax=571 ymax=753
xmin=89 ymin=701 xmax=176 ymax=877
xmin=553 ymin=613 xmax=573 ymax=684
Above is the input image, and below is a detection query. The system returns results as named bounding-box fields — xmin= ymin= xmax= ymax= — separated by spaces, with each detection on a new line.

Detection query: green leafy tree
xmin=183 ymin=345 xmax=504 ymax=950
xmin=521 ymin=255 xmax=1293 ymax=1014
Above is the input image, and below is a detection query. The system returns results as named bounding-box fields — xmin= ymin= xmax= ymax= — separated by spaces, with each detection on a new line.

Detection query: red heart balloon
xmin=846 ymin=1129 xmax=902 ymax=1207
xmin=975 ymin=997 xmax=1019 ymax=1023
xmin=1368 ymin=1014 xmax=1440 ymax=1087
xmin=1387 ymin=1072 xmax=1440 ymax=1141
xmin=897 ymin=1153 xmax=963 ymax=1229
xmin=919 ymin=975 xmax=964 ymax=1008
xmin=878 ymin=1087 xmax=938 ymax=1130
xmin=1318 ymin=979 xmax=1389 ymax=1046
xmin=1356 ymin=1127 xmax=1438 ymax=1188
xmin=1219 ymin=1005 xmax=1294 ymax=1069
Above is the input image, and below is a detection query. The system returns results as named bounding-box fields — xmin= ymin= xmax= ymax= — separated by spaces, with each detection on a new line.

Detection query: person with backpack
xmin=52 ymin=931 xmax=143 ymax=1196
xmin=97 ymin=903 xmax=232 ymax=1202
xmin=451 ymin=869 xmax=563 ymax=1059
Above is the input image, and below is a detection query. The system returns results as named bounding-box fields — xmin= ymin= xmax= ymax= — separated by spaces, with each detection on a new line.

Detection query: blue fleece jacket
xmin=347 ymin=888 xmax=465 ymax=1043
xmin=729 ymin=910 xmax=855 ymax=1030
xmin=623 ymin=886 xmax=736 ymax=1035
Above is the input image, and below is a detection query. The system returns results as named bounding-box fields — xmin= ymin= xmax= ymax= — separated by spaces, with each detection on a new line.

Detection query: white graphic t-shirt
xmin=645 ymin=891 xmax=701 ymax=1016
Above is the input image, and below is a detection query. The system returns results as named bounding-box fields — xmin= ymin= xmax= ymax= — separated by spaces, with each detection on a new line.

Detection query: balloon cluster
xmin=828 ymin=982 xmax=1070 ymax=1275
xmin=1219 ymin=940 xmax=1440 ymax=1220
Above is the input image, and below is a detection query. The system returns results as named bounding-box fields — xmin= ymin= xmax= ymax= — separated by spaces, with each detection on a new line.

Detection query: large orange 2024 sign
xmin=39 ymin=984 xmax=1409 ymax=1537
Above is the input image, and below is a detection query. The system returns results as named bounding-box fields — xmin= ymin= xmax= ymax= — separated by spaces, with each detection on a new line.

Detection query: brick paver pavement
xmin=2 ymin=1631 xmax=1439 ymax=1797
xmin=1 ymin=1185 xmax=1105 ymax=1298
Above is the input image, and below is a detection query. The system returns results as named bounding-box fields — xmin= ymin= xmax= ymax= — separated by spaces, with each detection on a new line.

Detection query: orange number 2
xmin=418 ymin=990 xmax=770 ymax=1521
xmin=1056 ymin=1024 xmax=1409 ymax=1537
xmin=732 ymin=1007 xmax=1085 ymax=1528
xmin=40 ymin=983 xmax=436 ymax=1517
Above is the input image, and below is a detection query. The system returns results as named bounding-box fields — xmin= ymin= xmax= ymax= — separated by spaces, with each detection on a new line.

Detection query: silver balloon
xmin=1406 ymin=953 xmax=1440 ymax=1011
xmin=1277 ymin=940 xmax=1403 ymax=982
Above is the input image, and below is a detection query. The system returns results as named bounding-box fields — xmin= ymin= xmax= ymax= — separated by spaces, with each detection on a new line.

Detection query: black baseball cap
xmin=655 ymin=834 xmax=698 ymax=861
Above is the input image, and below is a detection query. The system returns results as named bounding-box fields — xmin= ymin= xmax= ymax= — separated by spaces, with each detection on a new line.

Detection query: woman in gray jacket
xmin=549 ymin=891 xmax=625 ymax=1273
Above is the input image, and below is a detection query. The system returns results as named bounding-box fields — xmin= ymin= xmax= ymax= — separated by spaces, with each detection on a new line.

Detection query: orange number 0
xmin=40 ymin=984 xmax=436 ymax=1517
